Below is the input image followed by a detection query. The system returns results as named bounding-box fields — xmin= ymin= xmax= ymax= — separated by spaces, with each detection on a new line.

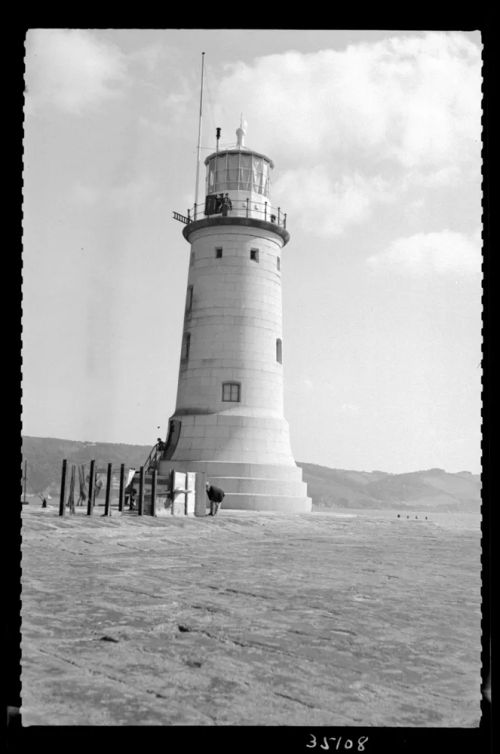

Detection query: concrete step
xmin=157 ymin=459 xmax=304 ymax=481
xmin=206 ymin=475 xmax=308 ymax=496
xmin=131 ymin=468 xmax=312 ymax=513
xmin=221 ymin=493 xmax=312 ymax=513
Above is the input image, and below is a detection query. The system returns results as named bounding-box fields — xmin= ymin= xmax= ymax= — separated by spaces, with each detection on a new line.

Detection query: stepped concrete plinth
xmin=157 ymin=457 xmax=312 ymax=513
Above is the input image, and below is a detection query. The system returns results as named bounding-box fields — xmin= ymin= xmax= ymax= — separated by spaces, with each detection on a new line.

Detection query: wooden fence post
xmin=118 ymin=463 xmax=125 ymax=512
xmin=67 ymin=464 xmax=76 ymax=514
xmin=104 ymin=463 xmax=112 ymax=516
xmin=138 ymin=466 xmax=144 ymax=516
xmin=87 ymin=460 xmax=95 ymax=516
xmin=59 ymin=459 xmax=67 ymax=516
xmin=151 ymin=468 xmax=157 ymax=516
xmin=170 ymin=469 xmax=175 ymax=515
xmin=184 ymin=472 xmax=189 ymax=515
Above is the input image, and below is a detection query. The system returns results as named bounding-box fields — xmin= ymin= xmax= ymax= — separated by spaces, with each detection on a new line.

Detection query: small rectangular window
xmin=276 ymin=338 xmax=282 ymax=364
xmin=181 ymin=332 xmax=191 ymax=361
xmin=186 ymin=285 xmax=193 ymax=314
xmin=277 ymin=257 xmax=281 ymax=270
xmin=216 ymin=247 xmax=223 ymax=258
xmin=222 ymin=382 xmax=241 ymax=402
xmin=250 ymin=248 xmax=259 ymax=262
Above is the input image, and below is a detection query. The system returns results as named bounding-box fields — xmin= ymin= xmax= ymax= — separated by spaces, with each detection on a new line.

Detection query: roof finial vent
xmin=236 ymin=114 xmax=247 ymax=148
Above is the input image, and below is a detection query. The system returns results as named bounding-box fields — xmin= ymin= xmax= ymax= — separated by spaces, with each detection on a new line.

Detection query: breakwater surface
xmin=21 ymin=507 xmax=481 ymax=726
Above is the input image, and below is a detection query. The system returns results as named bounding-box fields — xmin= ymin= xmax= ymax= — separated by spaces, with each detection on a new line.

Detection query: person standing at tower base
xmin=206 ymin=482 xmax=225 ymax=516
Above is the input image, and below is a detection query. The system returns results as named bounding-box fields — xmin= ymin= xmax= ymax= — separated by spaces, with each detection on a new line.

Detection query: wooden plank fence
xmin=57 ymin=461 xmax=204 ymax=518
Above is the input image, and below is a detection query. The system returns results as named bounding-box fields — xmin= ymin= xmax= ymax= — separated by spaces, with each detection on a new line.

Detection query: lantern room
xmin=203 ymin=121 xmax=276 ymax=222
xmin=205 ymin=149 xmax=273 ymax=197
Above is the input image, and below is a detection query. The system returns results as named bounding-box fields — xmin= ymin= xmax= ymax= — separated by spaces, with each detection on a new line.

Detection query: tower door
xmin=164 ymin=419 xmax=181 ymax=460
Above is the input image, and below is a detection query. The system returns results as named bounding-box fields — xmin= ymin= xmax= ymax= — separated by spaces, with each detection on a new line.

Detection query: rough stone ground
xmin=20 ymin=507 xmax=481 ymax=726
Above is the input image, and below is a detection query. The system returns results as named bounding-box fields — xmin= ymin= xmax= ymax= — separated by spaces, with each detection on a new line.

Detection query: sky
xmin=22 ymin=29 xmax=483 ymax=473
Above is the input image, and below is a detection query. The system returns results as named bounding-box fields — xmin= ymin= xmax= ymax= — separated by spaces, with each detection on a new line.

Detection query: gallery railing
xmin=174 ymin=198 xmax=287 ymax=229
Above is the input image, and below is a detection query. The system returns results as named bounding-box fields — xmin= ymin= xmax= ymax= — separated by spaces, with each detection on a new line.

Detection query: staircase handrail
xmin=144 ymin=442 xmax=163 ymax=473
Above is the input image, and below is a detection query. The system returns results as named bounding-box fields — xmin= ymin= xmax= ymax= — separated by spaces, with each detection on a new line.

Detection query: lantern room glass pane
xmin=212 ymin=154 xmax=228 ymax=191
xmin=238 ymin=153 xmax=252 ymax=190
xmin=207 ymin=159 xmax=216 ymax=192
xmin=227 ymin=154 xmax=239 ymax=190
xmin=261 ymin=161 xmax=269 ymax=194
xmin=252 ymin=156 xmax=262 ymax=192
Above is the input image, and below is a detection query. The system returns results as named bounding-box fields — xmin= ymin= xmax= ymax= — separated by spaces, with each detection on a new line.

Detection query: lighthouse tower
xmin=162 ymin=122 xmax=311 ymax=512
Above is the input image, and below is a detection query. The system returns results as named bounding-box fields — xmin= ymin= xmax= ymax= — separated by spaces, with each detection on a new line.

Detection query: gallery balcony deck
xmin=173 ymin=198 xmax=290 ymax=245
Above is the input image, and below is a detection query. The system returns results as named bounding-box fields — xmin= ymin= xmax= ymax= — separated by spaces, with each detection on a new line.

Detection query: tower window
xmin=277 ymin=257 xmax=281 ymax=270
xmin=186 ymin=285 xmax=193 ymax=314
xmin=250 ymin=248 xmax=259 ymax=262
xmin=181 ymin=332 xmax=191 ymax=361
xmin=222 ymin=382 xmax=241 ymax=402
xmin=215 ymin=247 xmax=223 ymax=258
xmin=276 ymin=338 xmax=282 ymax=364
xmin=190 ymin=250 xmax=195 ymax=264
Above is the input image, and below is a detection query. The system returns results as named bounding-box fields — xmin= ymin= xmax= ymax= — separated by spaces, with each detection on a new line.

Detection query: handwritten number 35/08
xmin=306 ymin=735 xmax=368 ymax=751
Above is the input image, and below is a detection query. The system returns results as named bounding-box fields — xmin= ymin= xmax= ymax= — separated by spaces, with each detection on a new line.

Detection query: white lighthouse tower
xmin=162 ymin=122 xmax=311 ymax=512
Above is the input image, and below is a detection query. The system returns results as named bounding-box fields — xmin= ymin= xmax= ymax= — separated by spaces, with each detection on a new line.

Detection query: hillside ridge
xmin=22 ymin=436 xmax=480 ymax=511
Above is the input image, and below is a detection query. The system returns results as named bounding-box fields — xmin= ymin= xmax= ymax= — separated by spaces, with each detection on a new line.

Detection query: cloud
xmin=72 ymin=177 xmax=157 ymax=210
xmin=402 ymin=164 xmax=464 ymax=189
xmin=367 ymin=228 xmax=482 ymax=276
xmin=25 ymin=29 xmax=126 ymax=114
xmin=273 ymin=166 xmax=394 ymax=236
xmin=128 ymin=41 xmax=167 ymax=74
xmin=340 ymin=403 xmax=360 ymax=414
xmin=272 ymin=160 xmax=478 ymax=238
xmin=215 ymin=32 xmax=481 ymax=170
xmin=72 ymin=183 xmax=101 ymax=205
xmin=211 ymin=32 xmax=481 ymax=238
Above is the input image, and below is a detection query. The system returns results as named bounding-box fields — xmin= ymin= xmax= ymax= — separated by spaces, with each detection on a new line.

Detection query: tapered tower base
xmin=157 ymin=411 xmax=312 ymax=513
xmin=157 ymin=459 xmax=312 ymax=512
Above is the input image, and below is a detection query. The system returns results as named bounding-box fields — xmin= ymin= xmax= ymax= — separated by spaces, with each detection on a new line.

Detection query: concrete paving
xmin=20 ymin=507 xmax=481 ymax=726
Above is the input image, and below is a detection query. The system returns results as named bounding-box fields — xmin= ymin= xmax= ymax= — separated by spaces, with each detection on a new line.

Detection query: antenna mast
xmin=194 ymin=52 xmax=205 ymax=217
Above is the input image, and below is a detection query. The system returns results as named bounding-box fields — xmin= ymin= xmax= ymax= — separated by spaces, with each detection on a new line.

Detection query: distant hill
xmin=22 ymin=436 xmax=154 ymax=497
xmin=297 ymin=462 xmax=481 ymax=512
xmin=21 ymin=436 xmax=480 ymax=511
